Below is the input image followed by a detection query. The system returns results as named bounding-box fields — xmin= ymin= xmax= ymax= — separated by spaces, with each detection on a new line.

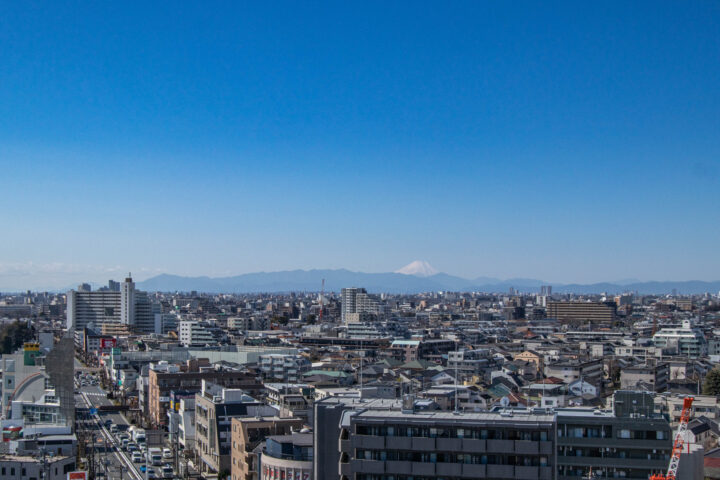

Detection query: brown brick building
xmin=147 ymin=359 xmax=263 ymax=427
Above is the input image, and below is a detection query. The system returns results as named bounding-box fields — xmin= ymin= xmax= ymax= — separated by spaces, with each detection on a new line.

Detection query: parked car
xmin=132 ymin=452 xmax=143 ymax=463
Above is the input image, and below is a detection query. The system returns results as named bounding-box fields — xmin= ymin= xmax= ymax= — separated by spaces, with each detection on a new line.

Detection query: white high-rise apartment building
xmin=341 ymin=287 xmax=382 ymax=323
xmin=120 ymin=275 xmax=136 ymax=326
xmin=67 ymin=275 xmax=159 ymax=333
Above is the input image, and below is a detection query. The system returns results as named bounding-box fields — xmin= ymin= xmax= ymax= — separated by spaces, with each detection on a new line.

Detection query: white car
xmin=161 ymin=466 xmax=173 ymax=479
xmin=162 ymin=448 xmax=172 ymax=459
xmin=131 ymin=452 xmax=143 ymax=463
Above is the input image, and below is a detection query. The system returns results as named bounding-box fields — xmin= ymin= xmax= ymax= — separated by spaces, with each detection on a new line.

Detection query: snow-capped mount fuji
xmin=394 ymin=260 xmax=439 ymax=277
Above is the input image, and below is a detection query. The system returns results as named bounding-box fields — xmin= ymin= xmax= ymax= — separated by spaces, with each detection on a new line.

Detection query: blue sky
xmin=1 ymin=1 xmax=719 ymax=289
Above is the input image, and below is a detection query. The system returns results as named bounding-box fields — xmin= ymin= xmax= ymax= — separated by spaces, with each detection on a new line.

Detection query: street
xmin=75 ymin=384 xmax=144 ymax=480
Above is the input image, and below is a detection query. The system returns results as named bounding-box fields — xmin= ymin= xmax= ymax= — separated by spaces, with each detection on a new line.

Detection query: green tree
xmin=703 ymin=368 xmax=720 ymax=395
xmin=0 ymin=321 xmax=34 ymax=355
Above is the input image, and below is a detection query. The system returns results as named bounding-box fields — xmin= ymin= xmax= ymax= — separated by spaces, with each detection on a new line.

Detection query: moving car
xmin=161 ymin=466 xmax=173 ymax=479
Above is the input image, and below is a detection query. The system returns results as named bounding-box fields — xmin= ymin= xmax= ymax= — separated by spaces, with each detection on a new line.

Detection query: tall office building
xmin=341 ymin=287 xmax=382 ymax=323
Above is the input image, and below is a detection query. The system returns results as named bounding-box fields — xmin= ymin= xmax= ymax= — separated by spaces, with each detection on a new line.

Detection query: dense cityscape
xmin=3 ymin=2 xmax=719 ymax=480
xmin=0 ymin=275 xmax=719 ymax=479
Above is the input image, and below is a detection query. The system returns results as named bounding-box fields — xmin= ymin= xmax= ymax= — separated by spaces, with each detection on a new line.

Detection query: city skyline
xmin=2 ymin=2 xmax=719 ymax=288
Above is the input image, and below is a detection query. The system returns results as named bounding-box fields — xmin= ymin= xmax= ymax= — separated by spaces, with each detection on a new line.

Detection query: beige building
xmin=231 ymin=416 xmax=304 ymax=480
xmin=513 ymin=350 xmax=543 ymax=371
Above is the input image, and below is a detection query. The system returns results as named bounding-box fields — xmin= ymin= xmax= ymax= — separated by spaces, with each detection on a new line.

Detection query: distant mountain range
xmin=135 ymin=261 xmax=720 ymax=295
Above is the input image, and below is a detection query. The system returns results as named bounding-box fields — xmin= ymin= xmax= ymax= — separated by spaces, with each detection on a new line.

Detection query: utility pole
xmin=173 ymin=425 xmax=180 ymax=474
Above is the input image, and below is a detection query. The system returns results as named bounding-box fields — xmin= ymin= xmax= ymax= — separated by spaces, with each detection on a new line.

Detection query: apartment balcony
xmin=349 ymin=459 xmax=384 ymax=474
xmin=486 ymin=439 xmax=515 ymax=454
xmin=538 ymin=466 xmax=553 ymax=480
xmin=385 ymin=436 xmax=411 ymax=450
xmin=515 ymin=466 xmax=539 ymax=479
xmin=515 ymin=440 xmax=539 ymax=455
xmin=461 ymin=464 xmax=486 ymax=478
xmin=339 ymin=439 xmax=350 ymax=452
xmin=487 ymin=464 xmax=515 ymax=478
xmin=410 ymin=437 xmax=436 ymax=451
xmin=557 ymin=436 xmax=668 ymax=450
xmin=411 ymin=462 xmax=436 ymax=476
xmin=436 ymin=463 xmax=462 ymax=476
xmin=539 ymin=440 xmax=554 ymax=455
xmin=385 ymin=460 xmax=410 ymax=475
xmin=351 ymin=434 xmax=385 ymax=449
xmin=461 ymin=438 xmax=486 ymax=451
xmin=559 ymin=455 xmax=667 ymax=470
xmin=436 ymin=437 xmax=462 ymax=451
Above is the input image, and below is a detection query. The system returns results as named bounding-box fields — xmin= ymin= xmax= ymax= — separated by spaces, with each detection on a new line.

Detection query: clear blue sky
xmin=1 ymin=1 xmax=719 ymax=289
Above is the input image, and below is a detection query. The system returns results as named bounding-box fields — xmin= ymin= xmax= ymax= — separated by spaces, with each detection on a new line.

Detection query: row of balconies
xmin=344 ymin=460 xmax=553 ymax=479
xmin=558 ymin=455 xmax=668 ymax=469
xmin=556 ymin=436 xmax=669 ymax=449
xmin=349 ymin=435 xmax=554 ymax=455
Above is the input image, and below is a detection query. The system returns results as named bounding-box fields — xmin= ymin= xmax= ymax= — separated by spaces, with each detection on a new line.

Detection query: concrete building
xmin=547 ymin=301 xmax=616 ymax=324
xmin=543 ymin=358 xmax=604 ymax=388
xmin=231 ymin=416 xmax=304 ymax=480
xmin=652 ymin=320 xmax=708 ymax=358
xmin=228 ymin=317 xmax=269 ymax=331
xmin=259 ymin=433 xmax=312 ymax=480
xmin=0 ymin=455 xmax=76 ymax=480
xmin=258 ymin=354 xmax=311 ymax=383
xmin=335 ymin=401 xmax=556 ymax=480
xmin=620 ymin=362 xmax=669 ymax=392
xmin=1 ymin=345 xmax=49 ymax=421
xmin=557 ymin=391 xmax=672 ymax=480
xmin=194 ymin=381 xmax=276 ymax=474
xmin=147 ymin=360 xmax=262 ymax=427
xmin=179 ymin=320 xmax=215 ymax=347
xmin=341 ymin=288 xmax=382 ymax=324
xmin=66 ymin=276 xmax=158 ymax=333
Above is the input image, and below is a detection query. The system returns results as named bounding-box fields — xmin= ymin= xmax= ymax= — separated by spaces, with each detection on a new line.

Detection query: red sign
xmin=100 ymin=338 xmax=116 ymax=349
xmin=68 ymin=472 xmax=87 ymax=480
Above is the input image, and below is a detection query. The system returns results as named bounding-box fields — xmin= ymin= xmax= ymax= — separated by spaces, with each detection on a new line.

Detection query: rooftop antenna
xmin=318 ymin=279 xmax=325 ymax=323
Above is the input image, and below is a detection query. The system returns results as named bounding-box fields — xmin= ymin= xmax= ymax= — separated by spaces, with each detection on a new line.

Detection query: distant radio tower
xmin=318 ymin=278 xmax=325 ymax=323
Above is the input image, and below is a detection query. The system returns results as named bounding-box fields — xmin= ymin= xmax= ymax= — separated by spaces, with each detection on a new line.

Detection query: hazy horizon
xmin=1 ymin=260 xmax=719 ymax=292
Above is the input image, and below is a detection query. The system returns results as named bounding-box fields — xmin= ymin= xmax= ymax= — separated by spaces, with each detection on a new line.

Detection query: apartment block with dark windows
xmin=336 ymin=403 xmax=556 ymax=480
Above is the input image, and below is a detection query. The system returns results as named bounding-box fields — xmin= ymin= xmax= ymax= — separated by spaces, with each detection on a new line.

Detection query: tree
xmin=0 ymin=321 xmax=35 ymax=355
xmin=703 ymin=368 xmax=720 ymax=396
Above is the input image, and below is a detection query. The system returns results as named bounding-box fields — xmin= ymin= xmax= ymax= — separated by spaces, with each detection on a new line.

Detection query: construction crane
xmin=650 ymin=396 xmax=694 ymax=480
xmin=317 ymin=278 xmax=325 ymax=323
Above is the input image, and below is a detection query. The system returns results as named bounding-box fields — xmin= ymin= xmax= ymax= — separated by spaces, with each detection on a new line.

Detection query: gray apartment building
xmin=315 ymin=391 xmax=677 ymax=480
xmin=557 ymin=391 xmax=673 ymax=479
